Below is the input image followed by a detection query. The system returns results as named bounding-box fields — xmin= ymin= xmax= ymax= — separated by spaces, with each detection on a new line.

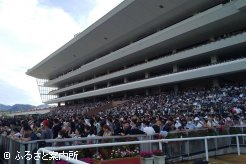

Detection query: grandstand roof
xmin=6 ymin=109 xmax=51 ymax=117
xmin=26 ymin=0 xmax=224 ymax=80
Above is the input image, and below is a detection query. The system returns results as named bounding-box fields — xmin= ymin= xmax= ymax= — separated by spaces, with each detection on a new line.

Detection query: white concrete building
xmin=26 ymin=0 xmax=246 ymax=105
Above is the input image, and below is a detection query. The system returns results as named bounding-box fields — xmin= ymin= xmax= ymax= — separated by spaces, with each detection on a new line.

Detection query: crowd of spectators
xmin=0 ymin=83 xmax=245 ymax=143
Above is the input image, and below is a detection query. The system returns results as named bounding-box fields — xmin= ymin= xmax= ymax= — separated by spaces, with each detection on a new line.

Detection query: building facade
xmin=26 ymin=0 xmax=246 ymax=105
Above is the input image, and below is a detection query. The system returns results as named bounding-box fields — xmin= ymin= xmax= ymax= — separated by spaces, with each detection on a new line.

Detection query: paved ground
xmin=176 ymin=154 xmax=246 ymax=164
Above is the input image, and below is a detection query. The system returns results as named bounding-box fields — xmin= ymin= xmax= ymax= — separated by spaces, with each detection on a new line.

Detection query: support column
xmin=211 ymin=55 xmax=218 ymax=64
xmin=173 ymin=64 xmax=179 ymax=73
xmin=204 ymin=138 xmax=209 ymax=161
xmin=174 ymin=85 xmax=179 ymax=95
xmin=107 ymin=82 xmax=111 ymax=87
xmin=210 ymin=37 xmax=215 ymax=42
xmin=145 ymin=72 xmax=150 ymax=78
xmin=80 ymin=99 xmax=84 ymax=104
xmin=145 ymin=57 xmax=148 ymax=63
xmin=145 ymin=89 xmax=149 ymax=96
xmin=212 ymin=78 xmax=220 ymax=88
xmin=236 ymin=135 xmax=241 ymax=156
xmin=58 ymin=102 xmax=61 ymax=107
xmin=124 ymin=77 xmax=128 ymax=83
xmin=94 ymin=85 xmax=97 ymax=90
xmin=82 ymin=88 xmax=85 ymax=92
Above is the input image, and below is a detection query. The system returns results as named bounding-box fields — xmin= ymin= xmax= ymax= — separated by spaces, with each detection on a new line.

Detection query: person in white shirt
xmin=73 ymin=128 xmax=82 ymax=145
xmin=194 ymin=117 xmax=203 ymax=128
xmin=174 ymin=117 xmax=182 ymax=130
xmin=143 ymin=121 xmax=155 ymax=136
xmin=186 ymin=119 xmax=196 ymax=130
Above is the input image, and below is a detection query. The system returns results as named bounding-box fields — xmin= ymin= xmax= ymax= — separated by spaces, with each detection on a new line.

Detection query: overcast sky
xmin=0 ymin=0 xmax=123 ymax=106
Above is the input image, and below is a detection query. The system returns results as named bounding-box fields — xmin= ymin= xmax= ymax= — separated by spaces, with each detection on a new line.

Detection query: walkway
xmin=176 ymin=154 xmax=246 ymax=164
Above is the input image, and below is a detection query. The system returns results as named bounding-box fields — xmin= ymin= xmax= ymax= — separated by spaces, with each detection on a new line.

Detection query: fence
xmin=0 ymin=134 xmax=147 ymax=164
xmin=36 ymin=134 xmax=246 ymax=164
xmin=1 ymin=126 xmax=246 ymax=164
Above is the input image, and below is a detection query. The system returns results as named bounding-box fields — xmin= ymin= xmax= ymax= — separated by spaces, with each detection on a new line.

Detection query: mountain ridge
xmin=0 ymin=104 xmax=49 ymax=111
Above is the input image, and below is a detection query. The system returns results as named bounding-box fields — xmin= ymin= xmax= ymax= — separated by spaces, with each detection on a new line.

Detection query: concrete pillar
xmin=211 ymin=55 xmax=218 ymax=64
xmin=210 ymin=37 xmax=215 ymax=42
xmin=82 ymin=88 xmax=85 ymax=92
xmin=94 ymin=85 xmax=97 ymax=90
xmin=174 ymin=85 xmax=179 ymax=95
xmin=212 ymin=78 xmax=220 ymax=88
xmin=79 ymin=99 xmax=84 ymax=104
xmin=107 ymin=82 xmax=111 ymax=87
xmin=58 ymin=102 xmax=61 ymax=107
xmin=145 ymin=72 xmax=150 ymax=78
xmin=145 ymin=89 xmax=149 ymax=96
xmin=124 ymin=77 xmax=128 ymax=83
xmin=173 ymin=64 xmax=179 ymax=73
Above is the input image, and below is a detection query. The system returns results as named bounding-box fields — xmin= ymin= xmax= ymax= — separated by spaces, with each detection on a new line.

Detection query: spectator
xmin=129 ymin=121 xmax=145 ymax=135
xmin=143 ymin=121 xmax=155 ymax=136
xmin=19 ymin=124 xmax=37 ymax=141
xmin=121 ymin=121 xmax=131 ymax=135
xmin=102 ymin=124 xmax=112 ymax=137
xmin=52 ymin=118 xmax=61 ymax=139
xmin=186 ymin=118 xmax=196 ymax=130
xmin=41 ymin=120 xmax=53 ymax=140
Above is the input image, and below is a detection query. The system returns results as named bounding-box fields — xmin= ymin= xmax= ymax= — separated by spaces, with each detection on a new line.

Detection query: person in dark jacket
xmin=20 ymin=124 xmax=38 ymax=141
xmin=129 ymin=121 xmax=145 ymax=135
xmin=52 ymin=118 xmax=61 ymax=139
xmin=120 ymin=121 xmax=131 ymax=135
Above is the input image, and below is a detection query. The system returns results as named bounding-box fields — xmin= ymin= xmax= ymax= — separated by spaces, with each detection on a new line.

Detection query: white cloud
xmin=85 ymin=0 xmax=123 ymax=27
xmin=0 ymin=0 xmax=123 ymax=106
xmin=0 ymin=0 xmax=82 ymax=105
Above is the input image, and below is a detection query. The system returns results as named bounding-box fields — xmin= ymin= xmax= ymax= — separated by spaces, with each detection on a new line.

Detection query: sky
xmin=0 ymin=0 xmax=123 ymax=106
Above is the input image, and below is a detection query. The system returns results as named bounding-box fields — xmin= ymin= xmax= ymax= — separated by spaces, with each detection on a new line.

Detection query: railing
xmin=1 ymin=126 xmax=246 ymax=164
xmin=37 ymin=134 xmax=246 ymax=164
xmin=0 ymin=134 xmax=147 ymax=164
xmin=37 ymin=148 xmax=87 ymax=164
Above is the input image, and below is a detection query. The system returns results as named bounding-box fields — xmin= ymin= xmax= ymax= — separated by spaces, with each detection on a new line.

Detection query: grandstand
xmin=26 ymin=0 xmax=246 ymax=105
